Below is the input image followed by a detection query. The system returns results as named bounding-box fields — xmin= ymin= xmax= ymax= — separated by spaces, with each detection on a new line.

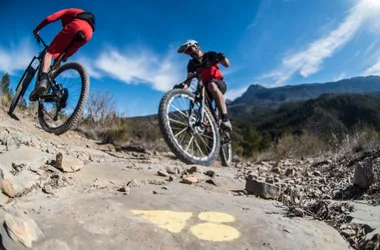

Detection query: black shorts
xmin=205 ymin=78 xmax=227 ymax=95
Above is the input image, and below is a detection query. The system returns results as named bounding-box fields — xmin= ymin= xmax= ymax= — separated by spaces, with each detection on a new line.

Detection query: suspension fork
xmin=187 ymin=85 xmax=206 ymax=127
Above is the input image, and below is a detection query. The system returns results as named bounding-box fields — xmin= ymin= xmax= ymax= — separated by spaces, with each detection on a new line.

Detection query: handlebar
xmin=35 ymin=34 xmax=48 ymax=49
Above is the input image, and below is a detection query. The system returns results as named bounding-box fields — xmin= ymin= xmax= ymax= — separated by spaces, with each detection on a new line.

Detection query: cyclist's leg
xmin=29 ymin=23 xmax=78 ymax=101
xmin=206 ymin=79 xmax=231 ymax=130
xmin=206 ymin=80 xmax=227 ymax=114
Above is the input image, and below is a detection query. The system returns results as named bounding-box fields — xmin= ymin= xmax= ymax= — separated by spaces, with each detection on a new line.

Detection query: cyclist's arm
xmin=184 ymin=61 xmax=196 ymax=88
xmin=34 ymin=9 xmax=69 ymax=31
xmin=183 ymin=72 xmax=195 ymax=89
xmin=217 ymin=53 xmax=230 ymax=67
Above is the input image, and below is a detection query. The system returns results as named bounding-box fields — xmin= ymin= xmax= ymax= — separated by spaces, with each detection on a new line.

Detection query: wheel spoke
xmin=170 ymin=104 xmax=189 ymax=118
xmin=174 ymin=127 xmax=188 ymax=138
xmin=194 ymin=137 xmax=205 ymax=157
xmin=186 ymin=135 xmax=194 ymax=152
xmin=169 ymin=118 xmax=187 ymax=127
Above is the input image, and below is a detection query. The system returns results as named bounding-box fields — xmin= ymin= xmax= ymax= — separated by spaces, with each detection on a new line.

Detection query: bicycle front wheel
xmin=8 ymin=66 xmax=36 ymax=115
xmin=38 ymin=62 xmax=89 ymax=135
xmin=158 ymin=89 xmax=220 ymax=166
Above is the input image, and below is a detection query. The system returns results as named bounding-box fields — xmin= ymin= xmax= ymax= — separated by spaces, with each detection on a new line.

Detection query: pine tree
xmin=0 ymin=73 xmax=10 ymax=97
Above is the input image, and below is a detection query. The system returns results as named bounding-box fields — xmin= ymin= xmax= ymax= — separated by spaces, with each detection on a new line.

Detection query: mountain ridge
xmin=231 ymin=75 xmax=380 ymax=106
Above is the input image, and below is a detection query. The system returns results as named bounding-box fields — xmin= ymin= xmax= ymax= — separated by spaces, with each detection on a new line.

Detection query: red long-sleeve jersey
xmin=35 ymin=8 xmax=85 ymax=31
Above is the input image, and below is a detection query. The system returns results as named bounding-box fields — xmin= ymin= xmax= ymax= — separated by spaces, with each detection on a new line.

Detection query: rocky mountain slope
xmin=231 ymin=75 xmax=380 ymax=106
xmin=0 ymin=105 xmax=378 ymax=249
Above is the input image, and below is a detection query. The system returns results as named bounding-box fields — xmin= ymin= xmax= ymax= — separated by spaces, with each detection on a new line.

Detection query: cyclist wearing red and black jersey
xmin=177 ymin=40 xmax=232 ymax=131
xmin=29 ymin=8 xmax=95 ymax=102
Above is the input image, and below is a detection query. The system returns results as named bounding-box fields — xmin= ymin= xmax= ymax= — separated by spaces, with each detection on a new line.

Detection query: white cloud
xmin=0 ymin=39 xmax=34 ymax=75
xmin=261 ymin=0 xmax=380 ymax=87
xmin=94 ymin=47 xmax=184 ymax=92
xmin=75 ymin=56 xmax=102 ymax=79
xmin=364 ymin=61 xmax=380 ymax=76
xmin=225 ymin=85 xmax=249 ymax=101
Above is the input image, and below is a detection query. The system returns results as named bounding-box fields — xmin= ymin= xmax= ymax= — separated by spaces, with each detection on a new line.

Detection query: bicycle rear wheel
xmin=158 ymin=89 xmax=220 ymax=166
xmin=38 ymin=62 xmax=89 ymax=135
xmin=219 ymin=130 xmax=232 ymax=166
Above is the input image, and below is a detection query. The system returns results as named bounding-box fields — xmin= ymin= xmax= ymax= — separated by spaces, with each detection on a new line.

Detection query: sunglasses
xmin=185 ymin=46 xmax=197 ymax=55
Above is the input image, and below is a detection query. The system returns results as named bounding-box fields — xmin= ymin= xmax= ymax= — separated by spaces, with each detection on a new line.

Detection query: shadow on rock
xmin=0 ymin=234 xmax=6 ymax=250
xmin=332 ymin=185 xmax=366 ymax=200
xmin=7 ymin=113 xmax=19 ymax=121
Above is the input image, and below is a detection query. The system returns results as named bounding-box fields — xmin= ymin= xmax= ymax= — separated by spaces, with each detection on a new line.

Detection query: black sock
xmin=221 ymin=113 xmax=228 ymax=122
xmin=39 ymin=72 xmax=48 ymax=80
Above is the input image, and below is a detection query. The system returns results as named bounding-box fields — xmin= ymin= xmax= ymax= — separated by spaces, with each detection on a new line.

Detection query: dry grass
xmin=257 ymin=131 xmax=327 ymax=161
xmin=257 ymin=126 xmax=380 ymax=161
xmin=0 ymin=94 xmax=11 ymax=107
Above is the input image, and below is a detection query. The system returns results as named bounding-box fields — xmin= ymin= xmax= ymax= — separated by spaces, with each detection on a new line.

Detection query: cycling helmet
xmin=177 ymin=40 xmax=199 ymax=53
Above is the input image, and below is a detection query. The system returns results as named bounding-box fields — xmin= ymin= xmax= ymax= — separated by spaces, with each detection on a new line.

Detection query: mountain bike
xmin=8 ymin=33 xmax=90 ymax=135
xmin=158 ymin=72 xmax=232 ymax=166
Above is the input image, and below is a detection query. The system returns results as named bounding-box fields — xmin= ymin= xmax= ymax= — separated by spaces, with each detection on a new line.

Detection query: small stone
xmin=293 ymin=208 xmax=304 ymax=217
xmin=206 ymin=178 xmax=222 ymax=187
xmin=161 ymin=186 xmax=169 ymax=190
xmin=294 ymin=197 xmax=300 ymax=204
xmin=157 ymin=170 xmax=169 ymax=177
xmin=127 ymin=179 xmax=140 ymax=188
xmin=117 ymin=186 xmax=130 ymax=194
xmin=29 ymin=165 xmax=40 ymax=173
xmin=319 ymin=178 xmax=326 ymax=184
xmin=166 ymin=166 xmax=180 ymax=175
xmin=304 ymin=171 xmax=312 ymax=177
xmin=42 ymin=185 xmax=54 ymax=194
xmin=257 ymin=166 xmax=268 ymax=173
xmin=12 ymin=162 xmax=27 ymax=173
xmin=285 ymin=180 xmax=295 ymax=185
xmin=285 ymin=168 xmax=295 ymax=177
xmin=188 ymin=166 xmax=200 ymax=174
xmin=341 ymin=229 xmax=356 ymax=237
xmin=168 ymin=176 xmax=175 ymax=182
xmin=313 ymin=171 xmax=322 ymax=177
xmin=204 ymin=170 xmax=215 ymax=177
xmin=181 ymin=175 xmax=203 ymax=184
xmin=153 ymin=191 xmax=158 ymax=194
xmin=274 ymin=177 xmax=280 ymax=183
xmin=148 ymin=180 xmax=166 ymax=185
xmin=322 ymin=194 xmax=332 ymax=199
xmin=271 ymin=167 xmax=281 ymax=174
xmin=265 ymin=176 xmax=274 ymax=184
xmin=36 ymin=170 xmax=45 ymax=176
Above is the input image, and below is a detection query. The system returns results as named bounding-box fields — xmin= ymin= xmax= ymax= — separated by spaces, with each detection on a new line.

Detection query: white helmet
xmin=177 ymin=39 xmax=199 ymax=53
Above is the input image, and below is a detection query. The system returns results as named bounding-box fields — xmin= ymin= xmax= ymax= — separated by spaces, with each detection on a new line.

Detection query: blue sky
xmin=1 ymin=0 xmax=380 ymax=117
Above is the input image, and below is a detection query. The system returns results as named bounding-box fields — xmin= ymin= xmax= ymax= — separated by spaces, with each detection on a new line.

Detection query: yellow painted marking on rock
xmin=131 ymin=210 xmax=193 ymax=233
xmin=198 ymin=211 xmax=236 ymax=223
xmin=190 ymin=222 xmax=241 ymax=242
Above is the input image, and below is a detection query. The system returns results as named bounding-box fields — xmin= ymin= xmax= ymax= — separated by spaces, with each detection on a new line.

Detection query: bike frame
xmin=185 ymin=73 xmax=221 ymax=129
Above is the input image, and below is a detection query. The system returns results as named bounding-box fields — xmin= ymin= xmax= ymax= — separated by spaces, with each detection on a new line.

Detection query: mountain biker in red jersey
xmin=177 ymin=40 xmax=232 ymax=131
xmin=29 ymin=8 xmax=95 ymax=102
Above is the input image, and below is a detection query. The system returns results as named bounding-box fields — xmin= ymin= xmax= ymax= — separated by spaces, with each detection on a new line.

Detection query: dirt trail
xmin=0 ymin=106 xmax=361 ymax=249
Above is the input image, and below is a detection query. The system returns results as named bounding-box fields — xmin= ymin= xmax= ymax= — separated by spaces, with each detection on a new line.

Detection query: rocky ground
xmin=0 ymin=107 xmax=378 ymax=249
